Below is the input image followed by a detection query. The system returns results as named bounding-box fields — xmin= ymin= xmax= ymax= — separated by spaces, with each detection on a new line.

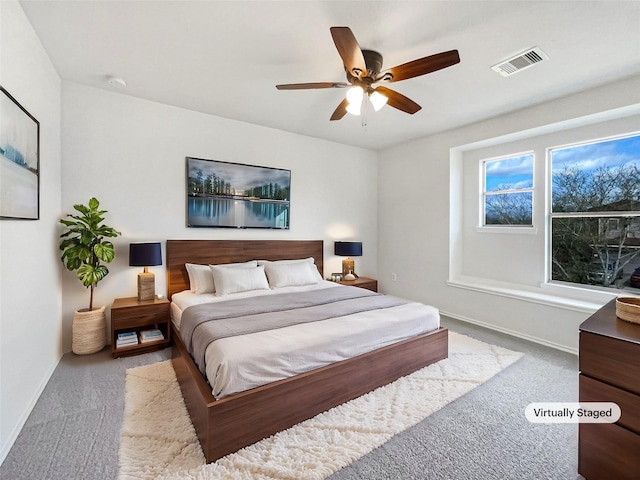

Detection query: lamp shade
xmin=345 ymin=86 xmax=364 ymax=116
xmin=369 ymin=90 xmax=388 ymax=111
xmin=129 ymin=242 xmax=162 ymax=267
xmin=334 ymin=241 xmax=362 ymax=257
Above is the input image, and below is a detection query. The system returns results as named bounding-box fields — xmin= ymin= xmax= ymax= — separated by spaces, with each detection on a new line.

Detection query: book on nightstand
xmin=139 ymin=328 xmax=164 ymax=343
xmin=116 ymin=331 xmax=139 ymax=348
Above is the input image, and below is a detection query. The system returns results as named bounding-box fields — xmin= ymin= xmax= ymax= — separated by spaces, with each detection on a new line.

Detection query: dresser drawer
xmin=579 ymin=422 xmax=640 ymax=480
xmin=580 ymin=374 xmax=640 ymax=434
xmin=579 ymin=331 xmax=640 ymax=395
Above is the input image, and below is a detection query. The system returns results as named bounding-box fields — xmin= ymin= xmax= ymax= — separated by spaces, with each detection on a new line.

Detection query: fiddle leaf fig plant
xmin=59 ymin=197 xmax=121 ymax=311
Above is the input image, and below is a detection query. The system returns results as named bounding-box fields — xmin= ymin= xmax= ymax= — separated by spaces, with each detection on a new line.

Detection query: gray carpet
xmin=329 ymin=317 xmax=583 ymax=480
xmin=0 ymin=348 xmax=172 ymax=480
xmin=0 ymin=317 xmax=583 ymax=480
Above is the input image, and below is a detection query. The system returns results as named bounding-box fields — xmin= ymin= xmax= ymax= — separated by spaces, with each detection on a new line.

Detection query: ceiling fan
xmin=276 ymin=26 xmax=460 ymax=121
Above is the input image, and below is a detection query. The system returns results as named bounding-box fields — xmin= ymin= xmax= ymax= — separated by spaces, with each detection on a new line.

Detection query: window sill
xmin=475 ymin=226 xmax=538 ymax=235
xmin=447 ymin=276 xmax=616 ymax=313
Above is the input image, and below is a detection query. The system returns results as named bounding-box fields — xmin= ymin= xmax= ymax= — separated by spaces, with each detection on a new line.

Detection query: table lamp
xmin=334 ymin=241 xmax=362 ymax=280
xmin=129 ymin=242 xmax=162 ymax=301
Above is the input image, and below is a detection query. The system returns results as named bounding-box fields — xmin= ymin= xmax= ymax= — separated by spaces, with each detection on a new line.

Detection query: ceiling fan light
xmin=346 ymin=102 xmax=361 ymax=116
xmin=345 ymin=86 xmax=364 ymax=116
xmin=346 ymin=86 xmax=364 ymax=105
xmin=369 ymin=91 xmax=388 ymax=111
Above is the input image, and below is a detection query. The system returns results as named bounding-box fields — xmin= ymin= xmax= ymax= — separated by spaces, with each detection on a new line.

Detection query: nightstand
xmin=338 ymin=276 xmax=378 ymax=292
xmin=111 ymin=296 xmax=170 ymax=358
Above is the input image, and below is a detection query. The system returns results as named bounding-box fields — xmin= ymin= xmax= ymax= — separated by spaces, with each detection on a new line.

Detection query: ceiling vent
xmin=491 ymin=47 xmax=548 ymax=77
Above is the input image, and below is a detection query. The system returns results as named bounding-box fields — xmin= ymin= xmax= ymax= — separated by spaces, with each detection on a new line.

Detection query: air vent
xmin=491 ymin=47 xmax=549 ymax=77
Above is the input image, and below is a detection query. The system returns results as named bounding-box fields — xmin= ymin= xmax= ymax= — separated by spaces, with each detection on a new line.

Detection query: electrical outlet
xmin=391 ymin=272 xmax=397 ymax=282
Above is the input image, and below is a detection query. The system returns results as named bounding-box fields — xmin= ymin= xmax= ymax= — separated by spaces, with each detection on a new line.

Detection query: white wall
xmin=61 ymin=82 xmax=378 ymax=351
xmin=0 ymin=0 xmax=63 ymax=463
xmin=378 ymin=75 xmax=640 ymax=353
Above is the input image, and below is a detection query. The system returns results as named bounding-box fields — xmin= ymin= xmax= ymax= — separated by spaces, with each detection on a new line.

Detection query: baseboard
xmin=0 ymin=354 xmax=62 ymax=465
xmin=440 ymin=309 xmax=579 ymax=356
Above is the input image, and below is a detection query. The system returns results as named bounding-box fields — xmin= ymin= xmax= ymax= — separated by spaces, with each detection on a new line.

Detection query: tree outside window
xmin=550 ymin=134 xmax=640 ymax=289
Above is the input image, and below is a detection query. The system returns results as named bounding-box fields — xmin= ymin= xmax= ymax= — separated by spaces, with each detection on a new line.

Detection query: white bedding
xmin=171 ymin=281 xmax=440 ymax=399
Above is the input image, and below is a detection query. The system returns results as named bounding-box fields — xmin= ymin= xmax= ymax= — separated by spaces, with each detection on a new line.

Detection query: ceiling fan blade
xmin=330 ymin=26 xmax=367 ymax=78
xmin=330 ymin=98 xmax=349 ymax=121
xmin=383 ymin=50 xmax=460 ymax=82
xmin=374 ymin=86 xmax=421 ymax=114
xmin=276 ymin=82 xmax=349 ymax=90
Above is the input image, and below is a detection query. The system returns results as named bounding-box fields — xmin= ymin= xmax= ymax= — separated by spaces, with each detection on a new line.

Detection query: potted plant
xmin=59 ymin=197 xmax=121 ymax=354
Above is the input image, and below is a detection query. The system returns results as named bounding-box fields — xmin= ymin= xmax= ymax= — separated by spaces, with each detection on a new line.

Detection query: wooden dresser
xmin=578 ymin=299 xmax=640 ymax=479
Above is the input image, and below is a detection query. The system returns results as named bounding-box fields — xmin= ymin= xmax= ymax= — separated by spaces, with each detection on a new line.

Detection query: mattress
xmin=171 ymin=281 xmax=440 ymax=399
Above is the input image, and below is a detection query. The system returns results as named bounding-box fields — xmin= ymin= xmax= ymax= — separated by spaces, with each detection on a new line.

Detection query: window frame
xmin=479 ymin=151 xmax=535 ymax=231
xmin=546 ymin=132 xmax=640 ymax=290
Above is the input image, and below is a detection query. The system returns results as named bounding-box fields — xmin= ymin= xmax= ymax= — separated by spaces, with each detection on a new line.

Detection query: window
xmin=482 ymin=153 xmax=534 ymax=226
xmin=550 ymin=134 xmax=640 ymax=290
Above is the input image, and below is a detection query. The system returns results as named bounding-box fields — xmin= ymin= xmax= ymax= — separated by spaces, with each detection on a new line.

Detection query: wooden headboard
xmin=166 ymin=239 xmax=324 ymax=299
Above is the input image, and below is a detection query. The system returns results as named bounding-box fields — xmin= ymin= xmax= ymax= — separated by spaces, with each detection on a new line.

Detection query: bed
xmin=167 ymin=239 xmax=448 ymax=462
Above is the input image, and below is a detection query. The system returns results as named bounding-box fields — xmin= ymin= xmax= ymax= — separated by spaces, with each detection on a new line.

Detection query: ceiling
xmin=19 ymin=1 xmax=640 ymax=151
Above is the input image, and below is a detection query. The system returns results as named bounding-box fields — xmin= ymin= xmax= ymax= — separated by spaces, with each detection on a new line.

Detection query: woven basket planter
xmin=72 ymin=306 xmax=107 ymax=355
xmin=615 ymin=297 xmax=640 ymax=324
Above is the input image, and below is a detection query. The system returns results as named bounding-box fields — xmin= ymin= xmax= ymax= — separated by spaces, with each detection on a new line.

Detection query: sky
xmin=485 ymin=154 xmax=533 ymax=191
xmin=485 ymin=134 xmax=640 ymax=192
xmin=188 ymin=157 xmax=291 ymax=190
xmin=551 ymin=134 xmax=640 ymax=173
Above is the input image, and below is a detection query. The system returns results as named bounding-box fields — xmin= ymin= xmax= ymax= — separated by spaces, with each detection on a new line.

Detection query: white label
xmin=525 ymin=402 xmax=621 ymax=423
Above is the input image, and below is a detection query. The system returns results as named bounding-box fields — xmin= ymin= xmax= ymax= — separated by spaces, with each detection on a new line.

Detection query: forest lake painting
xmin=186 ymin=157 xmax=291 ymax=229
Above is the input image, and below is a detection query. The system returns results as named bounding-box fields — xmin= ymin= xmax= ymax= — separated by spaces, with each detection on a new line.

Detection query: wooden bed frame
xmin=166 ymin=239 xmax=448 ymax=463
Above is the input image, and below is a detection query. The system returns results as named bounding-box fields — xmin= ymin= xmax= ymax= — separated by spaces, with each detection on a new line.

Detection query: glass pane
xmin=485 ymin=154 xmax=534 ymax=192
xmin=551 ymin=135 xmax=640 ymax=213
xmin=485 ymin=192 xmax=532 ymax=225
xmin=551 ymin=216 xmax=640 ymax=289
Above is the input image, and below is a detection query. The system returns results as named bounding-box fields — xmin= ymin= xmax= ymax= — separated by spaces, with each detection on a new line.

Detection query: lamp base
xmin=137 ymin=272 xmax=155 ymax=301
xmin=341 ymin=258 xmax=359 ymax=279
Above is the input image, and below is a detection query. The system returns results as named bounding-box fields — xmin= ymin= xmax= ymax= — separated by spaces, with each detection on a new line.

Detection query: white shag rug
xmin=118 ymin=332 xmax=523 ymax=480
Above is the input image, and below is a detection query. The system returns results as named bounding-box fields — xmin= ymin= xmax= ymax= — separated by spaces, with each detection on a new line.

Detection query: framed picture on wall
xmin=186 ymin=157 xmax=291 ymax=229
xmin=0 ymin=86 xmax=40 ymax=220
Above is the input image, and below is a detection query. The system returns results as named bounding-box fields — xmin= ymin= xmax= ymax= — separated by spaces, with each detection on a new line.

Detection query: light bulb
xmin=346 ymin=102 xmax=361 ymax=116
xmin=346 ymin=86 xmax=364 ymax=104
xmin=345 ymin=86 xmax=364 ymax=116
xmin=369 ymin=90 xmax=388 ymax=111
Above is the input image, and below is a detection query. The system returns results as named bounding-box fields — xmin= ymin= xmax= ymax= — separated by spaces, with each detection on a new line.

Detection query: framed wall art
xmin=1 ymin=87 xmax=40 ymax=220
xmin=186 ymin=157 xmax=291 ymax=229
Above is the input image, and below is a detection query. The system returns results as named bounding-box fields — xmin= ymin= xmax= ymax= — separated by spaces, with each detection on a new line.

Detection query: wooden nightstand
xmin=111 ymin=296 xmax=170 ymax=358
xmin=338 ymin=276 xmax=378 ymax=292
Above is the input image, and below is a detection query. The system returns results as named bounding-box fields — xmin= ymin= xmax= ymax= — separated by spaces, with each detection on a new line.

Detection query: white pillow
xmin=210 ymin=264 xmax=270 ymax=296
xmin=186 ymin=260 xmax=257 ymax=294
xmin=258 ymin=257 xmax=323 ymax=282
xmin=263 ymin=261 xmax=321 ymax=288
xmin=257 ymin=257 xmax=314 ymax=265
xmin=185 ymin=263 xmax=215 ymax=294
xmin=214 ymin=260 xmax=258 ymax=270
